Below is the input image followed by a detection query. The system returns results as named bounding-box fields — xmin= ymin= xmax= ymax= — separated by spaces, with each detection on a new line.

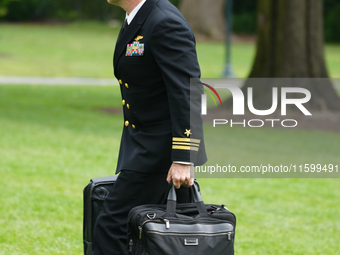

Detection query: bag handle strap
xmin=165 ymin=182 xmax=209 ymax=217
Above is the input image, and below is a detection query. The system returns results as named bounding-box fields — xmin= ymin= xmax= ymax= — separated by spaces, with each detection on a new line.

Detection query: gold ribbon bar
xmin=172 ymin=145 xmax=199 ymax=151
xmin=172 ymin=142 xmax=199 ymax=147
xmin=172 ymin=137 xmax=200 ymax=144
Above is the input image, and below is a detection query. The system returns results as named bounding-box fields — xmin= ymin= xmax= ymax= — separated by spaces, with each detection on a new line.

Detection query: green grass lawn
xmin=0 ymin=22 xmax=340 ymax=78
xmin=0 ymin=85 xmax=339 ymax=254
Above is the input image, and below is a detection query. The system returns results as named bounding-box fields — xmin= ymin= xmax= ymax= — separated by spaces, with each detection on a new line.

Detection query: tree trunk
xmin=250 ymin=0 xmax=329 ymax=78
xmin=232 ymin=0 xmax=340 ymax=112
xmin=179 ymin=0 xmax=226 ymax=41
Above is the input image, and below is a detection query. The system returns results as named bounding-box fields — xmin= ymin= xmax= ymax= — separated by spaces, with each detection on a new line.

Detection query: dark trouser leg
xmin=92 ymin=170 xmax=190 ymax=255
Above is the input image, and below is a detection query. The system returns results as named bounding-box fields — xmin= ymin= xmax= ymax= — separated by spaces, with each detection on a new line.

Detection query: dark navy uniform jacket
xmin=114 ymin=0 xmax=207 ymax=174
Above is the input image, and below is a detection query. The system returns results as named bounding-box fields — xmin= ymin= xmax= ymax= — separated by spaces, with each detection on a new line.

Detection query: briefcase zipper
xmin=138 ymin=226 xmax=142 ymax=239
xmin=139 ymin=219 xmax=234 ymax=240
xmin=160 ymin=218 xmax=234 ymax=230
xmin=164 ymin=219 xmax=170 ymax=229
xmin=141 ymin=218 xmax=234 ymax=232
xmin=146 ymin=230 xmax=234 ymax=241
xmin=139 ymin=218 xmax=169 ymax=239
xmin=128 ymin=239 xmax=133 ymax=253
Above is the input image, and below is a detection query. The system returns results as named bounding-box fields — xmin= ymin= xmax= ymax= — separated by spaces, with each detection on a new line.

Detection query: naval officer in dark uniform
xmin=92 ymin=0 xmax=207 ymax=254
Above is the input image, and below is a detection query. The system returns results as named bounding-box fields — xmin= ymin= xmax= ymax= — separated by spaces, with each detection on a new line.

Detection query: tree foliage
xmin=0 ymin=0 xmax=122 ymax=21
xmin=1 ymin=0 xmax=339 ymax=42
xmin=0 ymin=0 xmax=180 ymax=22
xmin=233 ymin=0 xmax=340 ymax=42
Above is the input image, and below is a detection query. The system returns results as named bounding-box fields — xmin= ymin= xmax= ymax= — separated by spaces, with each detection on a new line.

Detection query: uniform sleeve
xmin=150 ymin=17 xmax=205 ymax=164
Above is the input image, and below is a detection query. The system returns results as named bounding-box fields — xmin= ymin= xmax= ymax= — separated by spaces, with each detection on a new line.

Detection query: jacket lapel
xmin=113 ymin=0 xmax=159 ymax=76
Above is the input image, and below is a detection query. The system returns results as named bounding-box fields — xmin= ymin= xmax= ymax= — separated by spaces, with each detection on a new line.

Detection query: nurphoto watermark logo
xmin=198 ymin=80 xmax=312 ymax=128
xmin=190 ymin=78 xmax=340 ymax=178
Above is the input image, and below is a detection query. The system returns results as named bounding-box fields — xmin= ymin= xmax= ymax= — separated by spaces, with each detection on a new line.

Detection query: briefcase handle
xmin=166 ymin=182 xmax=209 ymax=217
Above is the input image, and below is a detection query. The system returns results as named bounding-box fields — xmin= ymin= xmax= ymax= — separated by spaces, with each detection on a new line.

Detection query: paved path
xmin=0 ymin=76 xmax=339 ymax=88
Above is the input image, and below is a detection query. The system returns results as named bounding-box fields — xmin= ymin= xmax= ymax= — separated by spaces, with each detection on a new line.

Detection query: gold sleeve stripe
xmin=172 ymin=137 xmax=200 ymax=144
xmin=172 ymin=142 xmax=199 ymax=147
xmin=172 ymin=145 xmax=199 ymax=151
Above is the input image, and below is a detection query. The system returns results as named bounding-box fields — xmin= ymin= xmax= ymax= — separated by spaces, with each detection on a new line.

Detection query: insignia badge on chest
xmin=126 ymin=36 xmax=144 ymax=56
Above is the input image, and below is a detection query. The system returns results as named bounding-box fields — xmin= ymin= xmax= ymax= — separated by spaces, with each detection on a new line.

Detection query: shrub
xmin=5 ymin=0 xmax=54 ymax=21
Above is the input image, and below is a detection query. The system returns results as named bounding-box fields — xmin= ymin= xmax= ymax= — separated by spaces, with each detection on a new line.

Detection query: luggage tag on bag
xmin=126 ymin=36 xmax=144 ymax=56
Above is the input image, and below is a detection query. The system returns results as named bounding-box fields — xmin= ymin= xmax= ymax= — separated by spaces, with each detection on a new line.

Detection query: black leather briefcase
xmin=127 ymin=183 xmax=236 ymax=255
xmin=83 ymin=176 xmax=118 ymax=255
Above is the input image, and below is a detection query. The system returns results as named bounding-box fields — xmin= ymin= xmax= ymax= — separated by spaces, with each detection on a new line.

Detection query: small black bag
xmin=127 ymin=183 xmax=236 ymax=255
xmin=83 ymin=176 xmax=118 ymax=255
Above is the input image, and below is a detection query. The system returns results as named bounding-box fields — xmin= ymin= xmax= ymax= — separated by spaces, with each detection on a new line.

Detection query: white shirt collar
xmin=126 ymin=0 xmax=147 ymax=25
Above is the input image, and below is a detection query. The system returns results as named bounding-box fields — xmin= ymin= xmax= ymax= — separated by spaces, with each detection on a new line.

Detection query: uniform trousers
xmin=92 ymin=170 xmax=191 ymax=255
